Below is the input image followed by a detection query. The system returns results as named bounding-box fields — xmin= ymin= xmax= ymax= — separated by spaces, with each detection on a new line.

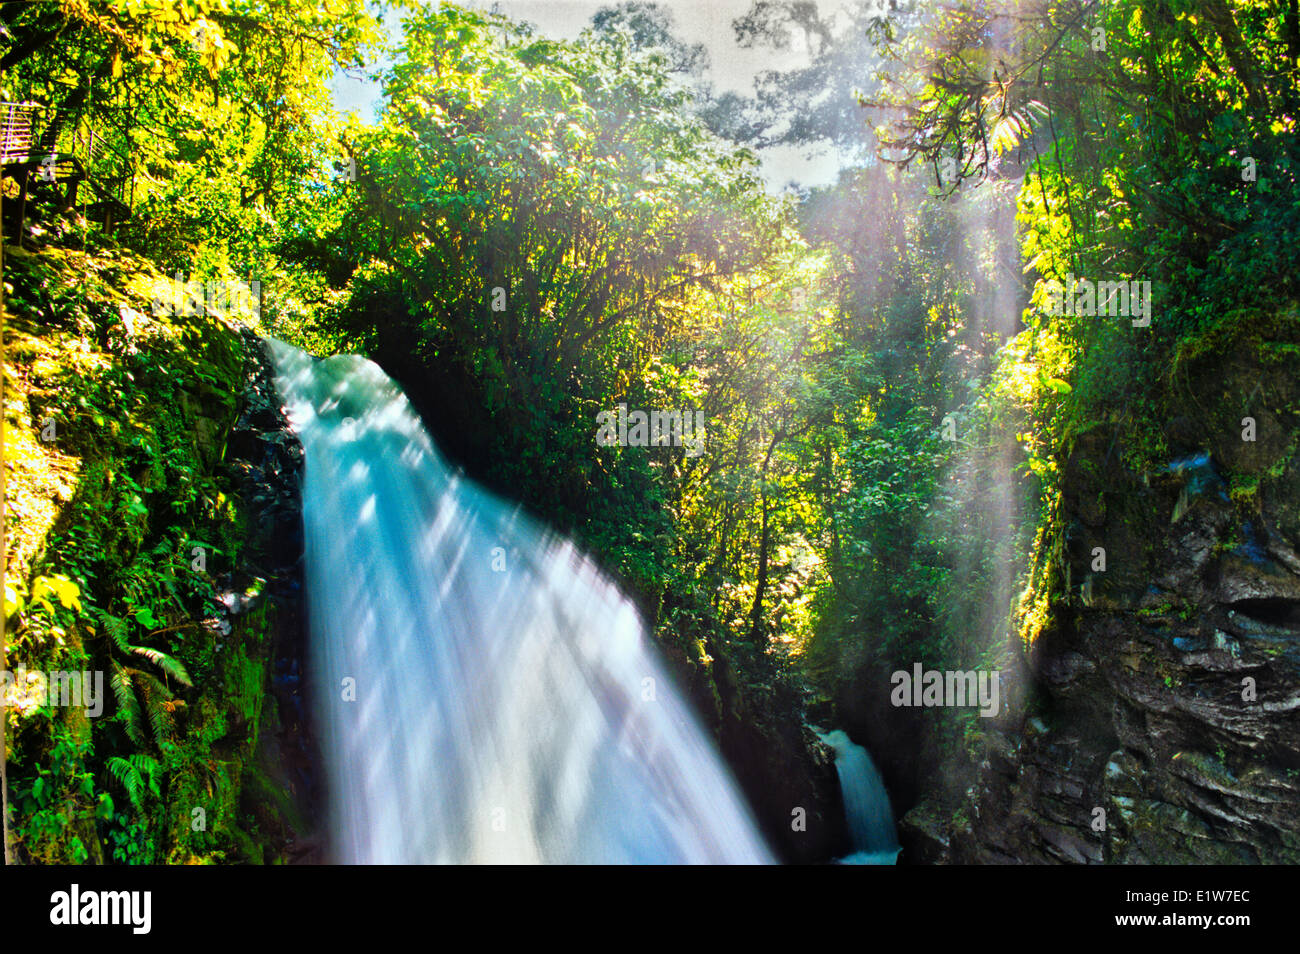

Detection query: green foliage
xmin=6 ymin=0 xmax=1295 ymax=868
xmin=849 ymin=0 xmax=1300 ymax=814
xmin=8 ymin=724 xmax=99 ymax=864
xmin=314 ymin=6 xmax=775 ymax=524
xmin=105 ymin=754 xmax=161 ymax=812
xmin=91 ymin=607 xmax=194 ymax=689
xmin=3 ymin=245 xmax=282 ymax=864
xmin=105 ymin=813 xmax=155 ymax=865
xmin=1 ymin=0 xmax=386 ymax=262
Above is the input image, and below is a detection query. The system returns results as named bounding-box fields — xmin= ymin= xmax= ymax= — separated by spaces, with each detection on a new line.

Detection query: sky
xmin=329 ymin=0 xmax=853 ymax=189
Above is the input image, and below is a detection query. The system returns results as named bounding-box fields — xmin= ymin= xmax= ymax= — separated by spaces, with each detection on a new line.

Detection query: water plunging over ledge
xmin=268 ymin=340 xmax=772 ymax=863
xmin=815 ymin=728 xmax=900 ymax=865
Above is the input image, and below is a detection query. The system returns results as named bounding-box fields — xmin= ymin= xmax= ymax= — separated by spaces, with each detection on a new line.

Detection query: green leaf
xmin=130 ymin=646 xmax=193 ymax=688
xmin=91 ymin=608 xmax=132 ymax=652
xmin=110 ymin=665 xmax=145 ymax=746
xmin=106 ymin=756 xmax=145 ymax=811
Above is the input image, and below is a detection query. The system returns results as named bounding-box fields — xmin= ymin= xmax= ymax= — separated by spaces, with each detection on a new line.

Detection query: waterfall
xmin=816 ymin=729 xmax=900 ymax=865
xmin=267 ymin=340 xmax=771 ymax=863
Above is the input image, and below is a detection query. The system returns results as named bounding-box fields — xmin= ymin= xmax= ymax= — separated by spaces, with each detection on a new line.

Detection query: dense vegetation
xmin=3 ymin=0 xmax=1297 ymax=863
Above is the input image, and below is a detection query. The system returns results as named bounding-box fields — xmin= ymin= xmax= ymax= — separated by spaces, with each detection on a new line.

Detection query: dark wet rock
xmin=221 ymin=328 xmax=318 ymax=861
xmin=898 ymin=799 xmax=952 ymax=864
xmin=707 ymin=648 xmax=849 ymax=863
xmin=917 ymin=316 xmax=1300 ymax=864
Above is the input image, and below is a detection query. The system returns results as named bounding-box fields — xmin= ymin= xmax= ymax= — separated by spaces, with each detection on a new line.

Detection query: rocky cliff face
xmin=1 ymin=242 xmax=313 ymax=863
xmin=903 ymin=310 xmax=1300 ymax=864
xmin=217 ymin=329 xmax=316 ymax=861
xmin=708 ymin=650 xmax=849 ymax=863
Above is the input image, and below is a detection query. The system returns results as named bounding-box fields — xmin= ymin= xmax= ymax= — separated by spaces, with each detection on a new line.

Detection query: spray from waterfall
xmin=267 ymin=339 xmax=772 ymax=863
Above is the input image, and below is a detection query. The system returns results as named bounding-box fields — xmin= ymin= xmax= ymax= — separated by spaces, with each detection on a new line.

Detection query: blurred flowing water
xmin=268 ymin=340 xmax=771 ymax=863
xmin=815 ymin=729 xmax=900 ymax=865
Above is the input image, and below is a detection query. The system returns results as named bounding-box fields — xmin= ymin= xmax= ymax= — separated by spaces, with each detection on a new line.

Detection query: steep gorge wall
xmin=3 ymin=246 xmax=310 ymax=863
xmin=903 ymin=309 xmax=1300 ymax=864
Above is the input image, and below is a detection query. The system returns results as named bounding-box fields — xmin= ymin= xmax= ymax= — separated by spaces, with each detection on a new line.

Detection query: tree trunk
xmin=747 ymin=429 xmax=783 ymax=644
xmin=1 ymin=190 xmax=11 ymax=864
xmin=748 ymin=494 xmax=773 ymax=644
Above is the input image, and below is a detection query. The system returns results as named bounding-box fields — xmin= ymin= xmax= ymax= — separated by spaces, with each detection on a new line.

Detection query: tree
xmin=864 ymin=0 xmax=1300 ymax=325
xmin=315 ymin=6 xmax=777 ymax=525
xmin=731 ymin=0 xmax=896 ymax=154
xmin=588 ymin=2 xmax=769 ymax=143
xmin=0 ymin=0 xmax=387 ymax=263
xmin=590 ymin=1 xmax=709 ymax=75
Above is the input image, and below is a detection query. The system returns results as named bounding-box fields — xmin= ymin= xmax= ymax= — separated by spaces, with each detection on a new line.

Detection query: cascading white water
xmin=267 ymin=339 xmax=771 ymax=863
xmin=816 ymin=729 xmax=900 ymax=865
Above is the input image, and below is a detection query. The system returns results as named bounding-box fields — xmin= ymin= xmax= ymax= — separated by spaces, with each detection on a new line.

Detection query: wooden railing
xmin=0 ymin=101 xmax=39 ymax=164
xmin=1 ymin=99 xmax=132 ymax=236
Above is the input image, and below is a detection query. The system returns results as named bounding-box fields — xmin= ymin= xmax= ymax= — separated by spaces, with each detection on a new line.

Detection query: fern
xmin=110 ymin=663 xmax=145 ymax=746
xmin=106 ymin=754 xmax=162 ymax=810
xmin=128 ymin=754 xmax=162 ymax=800
xmin=106 ymin=756 xmax=145 ymax=811
xmin=129 ymin=646 xmax=192 ymax=688
xmin=987 ymin=98 xmax=1049 ymax=156
xmin=90 ymin=607 xmax=132 ymax=653
xmin=92 ymin=606 xmax=194 ymax=687
xmin=133 ymin=671 xmax=174 ymax=747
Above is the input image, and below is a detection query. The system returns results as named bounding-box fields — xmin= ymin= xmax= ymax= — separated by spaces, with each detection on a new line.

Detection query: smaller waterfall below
xmin=816 ymin=729 xmax=900 ymax=865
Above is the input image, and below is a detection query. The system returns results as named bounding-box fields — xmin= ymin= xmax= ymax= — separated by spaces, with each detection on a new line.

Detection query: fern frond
xmin=128 ymin=753 xmax=160 ymax=774
xmin=106 ymin=755 xmax=144 ymax=811
xmin=991 ymin=99 xmax=1050 ymax=156
xmin=90 ymin=607 xmax=132 ymax=652
xmin=129 ymin=645 xmax=193 ymax=688
xmin=110 ymin=663 xmax=145 ymax=746
xmin=128 ymin=754 xmax=163 ymax=800
xmin=132 ymin=671 xmax=174 ymax=747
